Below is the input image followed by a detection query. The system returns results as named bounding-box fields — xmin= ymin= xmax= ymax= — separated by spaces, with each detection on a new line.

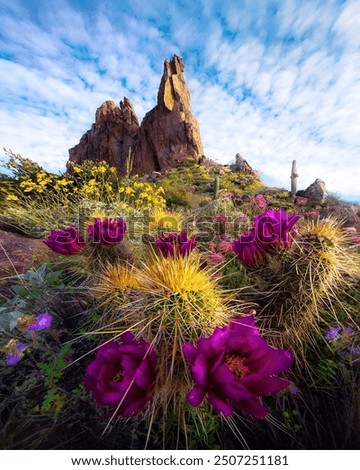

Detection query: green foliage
xmin=39 ymin=389 xmax=67 ymax=414
xmin=161 ymin=158 xmax=213 ymax=208
xmin=0 ymin=265 xmax=66 ymax=331
xmin=186 ymin=406 xmax=221 ymax=449
xmin=37 ymin=344 xmax=73 ymax=388
xmin=35 ymin=344 xmax=74 ymax=414
xmin=218 ymin=171 xmax=264 ymax=195
xmin=1 ymin=154 xmax=166 ymax=237
xmin=314 ymin=358 xmax=338 ymax=386
xmin=1 ymin=148 xmax=44 ymax=180
xmin=213 ymin=175 xmax=220 ymax=200
xmin=283 ymin=409 xmax=302 ymax=434
xmin=219 ymin=256 xmax=250 ymax=290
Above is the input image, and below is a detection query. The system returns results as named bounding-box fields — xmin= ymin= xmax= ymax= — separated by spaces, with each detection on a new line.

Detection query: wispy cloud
xmin=0 ymin=0 xmax=359 ymax=200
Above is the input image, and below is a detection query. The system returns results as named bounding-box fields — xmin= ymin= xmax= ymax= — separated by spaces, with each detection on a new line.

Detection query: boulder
xmin=296 ymin=178 xmax=326 ymax=204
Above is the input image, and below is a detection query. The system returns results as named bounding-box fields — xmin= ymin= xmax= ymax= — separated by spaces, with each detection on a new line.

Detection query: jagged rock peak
xmin=68 ymin=97 xmax=140 ymax=172
xmin=158 ymin=55 xmax=189 ymax=112
xmin=68 ymin=54 xmax=204 ymax=175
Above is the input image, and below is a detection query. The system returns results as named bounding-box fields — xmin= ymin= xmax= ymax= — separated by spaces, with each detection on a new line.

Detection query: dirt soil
xmin=0 ymin=230 xmax=55 ymax=279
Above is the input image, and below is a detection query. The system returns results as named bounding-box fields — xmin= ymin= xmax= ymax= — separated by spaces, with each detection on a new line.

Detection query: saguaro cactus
xmin=125 ymin=148 xmax=133 ymax=179
xmin=213 ymin=175 xmax=220 ymax=200
xmin=290 ymin=160 xmax=298 ymax=198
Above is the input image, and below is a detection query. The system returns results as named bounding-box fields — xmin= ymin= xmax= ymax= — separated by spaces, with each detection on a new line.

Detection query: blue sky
xmin=1 ymin=0 xmax=360 ymax=201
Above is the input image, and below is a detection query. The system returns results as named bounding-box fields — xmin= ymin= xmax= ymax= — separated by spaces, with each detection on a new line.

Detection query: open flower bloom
xmin=253 ymin=209 xmax=299 ymax=251
xmin=183 ymin=315 xmax=293 ymax=418
xmin=87 ymin=217 xmax=126 ymax=246
xmin=232 ymin=230 xmax=267 ymax=268
xmin=83 ymin=333 xmax=157 ymax=417
xmin=44 ymin=225 xmax=84 ymax=255
xmin=4 ymin=340 xmax=27 ymax=366
xmin=17 ymin=313 xmax=53 ymax=332
xmin=156 ymin=230 xmax=197 ymax=258
xmin=26 ymin=313 xmax=53 ymax=331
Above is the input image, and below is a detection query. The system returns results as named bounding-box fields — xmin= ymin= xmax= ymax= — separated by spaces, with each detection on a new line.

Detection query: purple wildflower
xmin=83 ymin=333 xmax=157 ymax=417
xmin=44 ymin=225 xmax=85 ymax=255
xmin=87 ymin=217 xmax=127 ymax=246
xmin=183 ymin=315 xmax=293 ymax=418
xmin=5 ymin=353 xmax=22 ymax=366
xmin=4 ymin=340 xmax=26 ymax=366
xmin=325 ymin=327 xmax=342 ymax=343
xmin=27 ymin=313 xmax=53 ymax=331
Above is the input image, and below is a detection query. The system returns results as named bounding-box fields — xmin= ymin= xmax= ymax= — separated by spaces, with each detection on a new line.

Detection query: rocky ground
xmin=0 ymin=230 xmax=54 ymax=280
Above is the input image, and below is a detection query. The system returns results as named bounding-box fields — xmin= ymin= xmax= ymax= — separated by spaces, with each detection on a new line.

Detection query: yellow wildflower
xmin=6 ymin=194 xmax=19 ymax=201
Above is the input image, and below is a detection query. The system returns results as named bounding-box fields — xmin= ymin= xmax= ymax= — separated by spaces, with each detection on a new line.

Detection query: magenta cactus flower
xmin=87 ymin=217 xmax=127 ymax=246
xmin=254 ymin=209 xmax=299 ymax=251
xmin=232 ymin=230 xmax=267 ymax=268
xmin=183 ymin=315 xmax=293 ymax=418
xmin=44 ymin=225 xmax=84 ymax=255
xmin=83 ymin=333 xmax=157 ymax=417
xmin=156 ymin=230 xmax=197 ymax=258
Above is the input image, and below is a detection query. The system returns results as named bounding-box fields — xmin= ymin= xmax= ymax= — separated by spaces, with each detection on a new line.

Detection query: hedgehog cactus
xmin=254 ymin=217 xmax=360 ymax=365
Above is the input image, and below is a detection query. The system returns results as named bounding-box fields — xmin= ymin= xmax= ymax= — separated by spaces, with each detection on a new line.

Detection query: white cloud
xmin=0 ymin=0 xmax=359 ymax=201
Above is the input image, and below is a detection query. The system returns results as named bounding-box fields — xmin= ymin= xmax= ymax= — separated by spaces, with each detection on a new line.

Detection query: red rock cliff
xmin=68 ymin=55 xmax=204 ymax=175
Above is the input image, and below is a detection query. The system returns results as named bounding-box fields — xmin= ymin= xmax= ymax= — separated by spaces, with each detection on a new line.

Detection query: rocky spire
xmin=68 ymin=98 xmax=139 ymax=173
xmin=68 ymin=55 xmax=204 ymax=175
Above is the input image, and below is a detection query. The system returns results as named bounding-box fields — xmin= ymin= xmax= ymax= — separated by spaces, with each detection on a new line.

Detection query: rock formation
xmin=68 ymin=55 xmax=204 ymax=175
xmin=231 ymin=153 xmax=261 ymax=181
xmin=68 ymin=99 xmax=139 ymax=174
xmin=296 ymin=178 xmax=326 ymax=204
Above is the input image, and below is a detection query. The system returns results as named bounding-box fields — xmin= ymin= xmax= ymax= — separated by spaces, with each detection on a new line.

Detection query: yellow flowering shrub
xmin=1 ymin=156 xmax=166 ymax=236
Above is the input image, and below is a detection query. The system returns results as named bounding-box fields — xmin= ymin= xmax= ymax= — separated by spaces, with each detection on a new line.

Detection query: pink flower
xmin=183 ymin=315 xmax=293 ymax=418
xmin=208 ymin=252 xmax=226 ymax=264
xmin=254 ymin=194 xmax=267 ymax=209
xmin=209 ymin=242 xmax=216 ymax=252
xmin=344 ymin=227 xmax=357 ymax=234
xmin=218 ymin=241 xmax=233 ymax=253
xmin=295 ymin=197 xmax=308 ymax=206
xmin=214 ymin=214 xmax=228 ymax=223
xmin=44 ymin=225 xmax=84 ymax=255
xmin=83 ymin=333 xmax=157 ymax=417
